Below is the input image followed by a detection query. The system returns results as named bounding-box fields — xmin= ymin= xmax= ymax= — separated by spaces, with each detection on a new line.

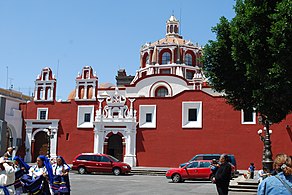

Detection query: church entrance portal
xmin=107 ymin=134 xmax=123 ymax=161
xmin=33 ymin=131 xmax=48 ymax=162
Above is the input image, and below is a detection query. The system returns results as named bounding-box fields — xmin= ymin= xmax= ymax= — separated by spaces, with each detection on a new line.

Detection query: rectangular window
xmin=37 ymin=108 xmax=48 ymax=120
xmin=243 ymin=110 xmax=253 ymax=122
xmin=139 ymin=105 xmax=156 ymax=128
xmin=77 ymin=105 xmax=94 ymax=128
xmin=241 ymin=109 xmax=256 ymax=124
xmin=40 ymin=111 xmax=47 ymax=120
xmin=182 ymin=101 xmax=202 ymax=128
xmin=84 ymin=113 xmax=91 ymax=122
xmin=188 ymin=109 xmax=197 ymax=121
xmin=146 ymin=113 xmax=152 ymax=122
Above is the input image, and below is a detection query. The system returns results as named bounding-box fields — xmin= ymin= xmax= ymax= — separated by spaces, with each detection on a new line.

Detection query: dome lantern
xmin=166 ymin=15 xmax=180 ymax=38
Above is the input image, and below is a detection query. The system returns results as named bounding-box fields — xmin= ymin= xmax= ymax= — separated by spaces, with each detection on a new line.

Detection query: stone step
xmin=229 ymin=184 xmax=258 ymax=189
xmin=229 ymin=187 xmax=257 ymax=193
xmin=237 ymin=181 xmax=259 ymax=186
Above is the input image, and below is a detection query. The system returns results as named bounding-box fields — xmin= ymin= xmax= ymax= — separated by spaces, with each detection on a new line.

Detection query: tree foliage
xmin=203 ymin=0 xmax=292 ymax=123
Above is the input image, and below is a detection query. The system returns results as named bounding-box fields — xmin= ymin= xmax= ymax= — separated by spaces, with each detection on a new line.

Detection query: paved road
xmin=69 ymin=172 xmax=256 ymax=195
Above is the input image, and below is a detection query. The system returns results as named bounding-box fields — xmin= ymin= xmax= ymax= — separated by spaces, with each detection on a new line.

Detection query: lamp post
xmin=257 ymin=116 xmax=273 ymax=172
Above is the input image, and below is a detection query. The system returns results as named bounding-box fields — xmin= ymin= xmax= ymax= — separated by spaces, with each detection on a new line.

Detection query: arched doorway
xmin=33 ymin=131 xmax=48 ymax=162
xmin=107 ymin=134 xmax=123 ymax=161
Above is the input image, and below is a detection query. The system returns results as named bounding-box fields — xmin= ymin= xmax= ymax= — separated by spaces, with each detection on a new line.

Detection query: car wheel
xmin=78 ymin=167 xmax=86 ymax=174
xmin=172 ymin=173 xmax=182 ymax=183
xmin=113 ymin=168 xmax=121 ymax=176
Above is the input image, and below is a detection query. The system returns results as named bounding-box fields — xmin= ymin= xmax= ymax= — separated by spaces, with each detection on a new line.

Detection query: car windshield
xmin=108 ymin=155 xmax=120 ymax=162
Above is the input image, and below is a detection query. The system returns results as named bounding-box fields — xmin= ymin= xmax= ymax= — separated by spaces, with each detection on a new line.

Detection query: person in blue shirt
xmin=257 ymin=153 xmax=292 ymax=195
xmin=248 ymin=162 xmax=255 ymax=179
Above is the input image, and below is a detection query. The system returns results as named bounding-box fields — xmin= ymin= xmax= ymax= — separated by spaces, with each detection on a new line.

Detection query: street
xmin=69 ymin=172 xmax=256 ymax=195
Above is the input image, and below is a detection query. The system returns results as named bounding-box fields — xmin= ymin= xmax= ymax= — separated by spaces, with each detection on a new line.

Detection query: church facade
xmin=19 ymin=16 xmax=291 ymax=169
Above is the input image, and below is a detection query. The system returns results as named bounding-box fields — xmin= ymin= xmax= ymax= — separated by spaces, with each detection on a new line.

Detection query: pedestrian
xmin=210 ymin=159 xmax=219 ymax=182
xmin=257 ymin=153 xmax=292 ymax=195
xmin=51 ymin=156 xmax=71 ymax=194
xmin=248 ymin=162 xmax=255 ymax=179
xmin=13 ymin=156 xmax=30 ymax=195
xmin=0 ymin=157 xmax=16 ymax=195
xmin=3 ymin=147 xmax=14 ymax=161
xmin=21 ymin=155 xmax=53 ymax=195
xmin=214 ymin=154 xmax=232 ymax=195
xmin=258 ymin=167 xmax=269 ymax=183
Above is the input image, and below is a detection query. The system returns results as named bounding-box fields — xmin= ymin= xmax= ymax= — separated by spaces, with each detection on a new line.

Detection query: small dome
xmin=168 ymin=15 xmax=178 ymax=22
xmin=68 ymin=90 xmax=76 ymax=100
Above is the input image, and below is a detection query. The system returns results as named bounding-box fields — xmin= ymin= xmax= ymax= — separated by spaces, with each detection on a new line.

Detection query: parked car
xmin=166 ymin=160 xmax=213 ymax=183
xmin=72 ymin=153 xmax=131 ymax=175
xmin=179 ymin=154 xmax=237 ymax=177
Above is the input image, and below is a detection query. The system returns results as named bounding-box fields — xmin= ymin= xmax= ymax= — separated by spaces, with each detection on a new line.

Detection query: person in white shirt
xmin=52 ymin=156 xmax=71 ymax=194
xmin=0 ymin=157 xmax=16 ymax=195
xmin=22 ymin=155 xmax=53 ymax=195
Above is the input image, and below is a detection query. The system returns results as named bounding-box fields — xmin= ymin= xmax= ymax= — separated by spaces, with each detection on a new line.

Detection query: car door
xmin=185 ymin=161 xmax=199 ymax=179
xmin=97 ymin=156 xmax=113 ymax=173
xmin=196 ymin=161 xmax=211 ymax=179
xmin=79 ymin=155 xmax=98 ymax=172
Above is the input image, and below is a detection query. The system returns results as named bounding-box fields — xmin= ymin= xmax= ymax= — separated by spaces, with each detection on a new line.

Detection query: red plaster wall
xmin=20 ymin=101 xmax=97 ymax=163
xmin=20 ymin=90 xmax=292 ymax=170
xmin=134 ymin=90 xmax=292 ymax=169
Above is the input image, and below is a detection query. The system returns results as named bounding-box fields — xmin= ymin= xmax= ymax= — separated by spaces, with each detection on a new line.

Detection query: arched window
xmin=162 ymin=52 xmax=171 ymax=64
xmin=155 ymin=87 xmax=168 ymax=97
xmin=146 ymin=55 xmax=149 ymax=65
xmin=185 ymin=53 xmax=193 ymax=66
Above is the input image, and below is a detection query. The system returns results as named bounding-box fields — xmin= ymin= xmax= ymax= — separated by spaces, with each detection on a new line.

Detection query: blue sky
xmin=0 ymin=0 xmax=236 ymax=100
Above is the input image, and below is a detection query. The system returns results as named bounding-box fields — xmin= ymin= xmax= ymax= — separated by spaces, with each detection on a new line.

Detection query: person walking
xmin=51 ymin=156 xmax=71 ymax=194
xmin=22 ymin=155 xmax=53 ymax=195
xmin=13 ymin=156 xmax=30 ymax=195
xmin=214 ymin=154 xmax=232 ymax=195
xmin=0 ymin=157 xmax=16 ymax=195
xmin=257 ymin=153 xmax=292 ymax=195
xmin=248 ymin=162 xmax=255 ymax=179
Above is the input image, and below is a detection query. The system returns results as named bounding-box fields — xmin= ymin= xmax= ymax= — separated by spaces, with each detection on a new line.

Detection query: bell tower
xmin=34 ymin=67 xmax=56 ymax=102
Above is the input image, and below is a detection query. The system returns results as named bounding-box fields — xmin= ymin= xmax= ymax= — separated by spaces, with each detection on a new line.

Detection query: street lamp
xmin=257 ymin=116 xmax=273 ymax=172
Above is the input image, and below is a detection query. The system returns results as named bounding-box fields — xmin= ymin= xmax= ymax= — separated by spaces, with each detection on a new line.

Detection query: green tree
xmin=203 ymin=0 xmax=292 ymax=170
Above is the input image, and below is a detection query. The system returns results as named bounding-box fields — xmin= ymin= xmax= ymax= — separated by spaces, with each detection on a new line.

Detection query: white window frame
xmin=182 ymin=101 xmax=202 ymax=128
xmin=139 ymin=105 xmax=156 ymax=128
xmin=37 ymin=108 xmax=48 ymax=120
xmin=241 ymin=109 xmax=256 ymax=124
xmin=77 ymin=105 xmax=94 ymax=128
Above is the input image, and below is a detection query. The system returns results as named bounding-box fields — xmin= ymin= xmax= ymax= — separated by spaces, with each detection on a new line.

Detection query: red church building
xmin=20 ymin=15 xmax=291 ymax=169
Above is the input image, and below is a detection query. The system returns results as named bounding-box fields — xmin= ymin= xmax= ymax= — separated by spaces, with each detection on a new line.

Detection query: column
xmin=92 ymin=85 xmax=96 ymax=100
xmin=93 ymin=128 xmax=105 ymax=154
xmin=171 ymin=48 xmax=175 ymax=64
xmin=124 ymin=128 xmax=137 ymax=167
xmin=75 ymin=82 xmax=79 ymax=99
xmin=50 ymin=128 xmax=58 ymax=159
xmin=83 ymin=84 xmax=88 ymax=99
xmin=34 ymin=86 xmax=38 ymax=100
xmin=42 ymin=86 xmax=46 ymax=100
xmin=50 ymin=85 xmax=54 ymax=100
xmin=25 ymin=127 xmax=33 ymax=162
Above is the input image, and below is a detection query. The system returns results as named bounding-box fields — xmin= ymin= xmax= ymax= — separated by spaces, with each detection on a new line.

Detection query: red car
xmin=72 ymin=153 xmax=131 ymax=175
xmin=166 ymin=160 xmax=213 ymax=183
